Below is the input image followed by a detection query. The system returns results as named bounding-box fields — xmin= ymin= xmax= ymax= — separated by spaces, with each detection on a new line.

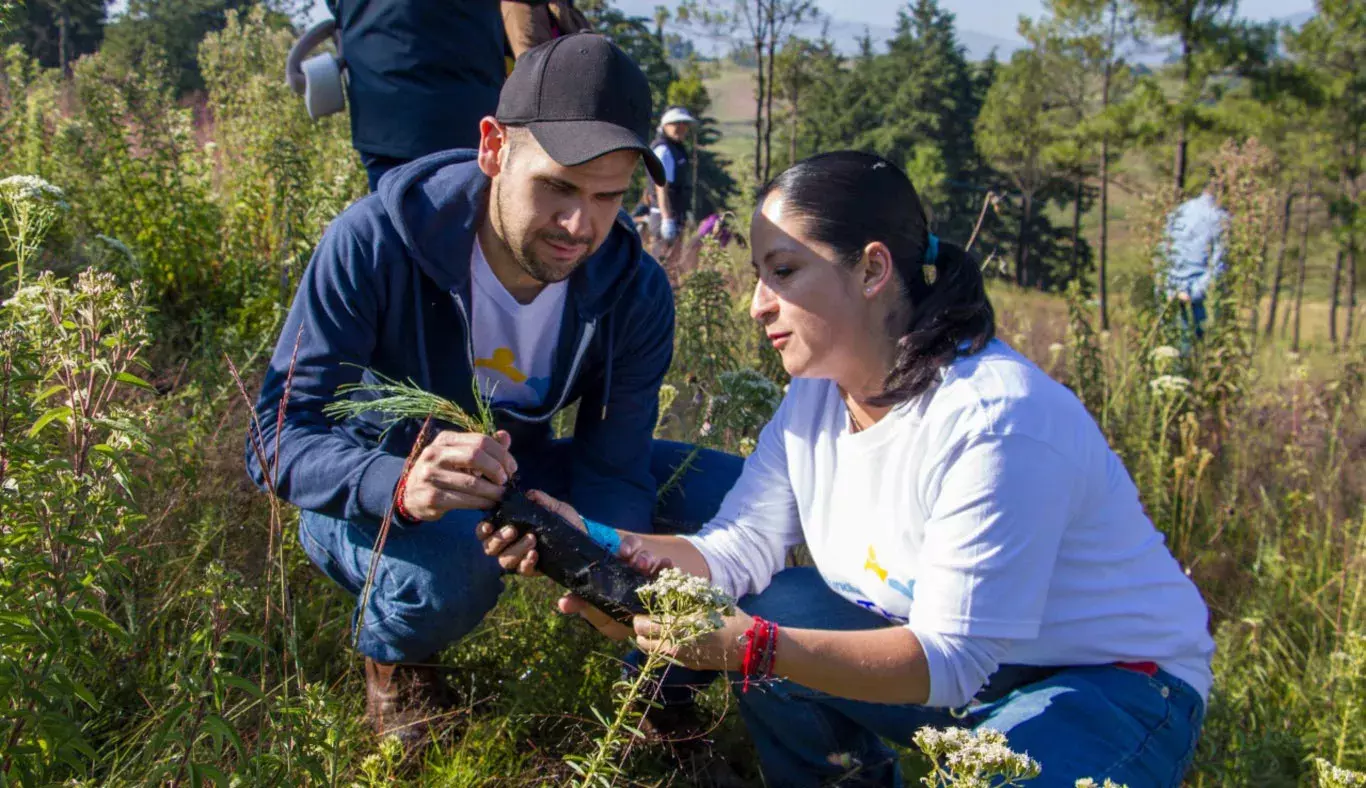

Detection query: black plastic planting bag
xmin=490 ymin=490 xmax=649 ymax=624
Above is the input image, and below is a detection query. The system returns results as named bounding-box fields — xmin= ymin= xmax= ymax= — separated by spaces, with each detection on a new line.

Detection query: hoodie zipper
xmin=451 ymin=290 xmax=597 ymax=425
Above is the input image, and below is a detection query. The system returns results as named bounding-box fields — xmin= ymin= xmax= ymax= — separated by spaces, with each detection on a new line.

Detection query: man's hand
xmin=476 ymin=490 xmax=584 ymax=576
xmin=1177 ymin=291 xmax=1192 ymax=303
xmin=401 ymin=430 xmax=517 ymax=521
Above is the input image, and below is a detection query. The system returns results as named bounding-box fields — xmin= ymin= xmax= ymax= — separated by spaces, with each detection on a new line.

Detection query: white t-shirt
xmin=470 ymin=238 xmax=568 ymax=408
xmin=652 ymin=143 xmax=679 ymax=184
xmin=684 ymin=340 xmax=1215 ymax=707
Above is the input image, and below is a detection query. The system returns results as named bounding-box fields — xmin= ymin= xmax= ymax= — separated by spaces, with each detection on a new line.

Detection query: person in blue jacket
xmin=1160 ymin=189 xmax=1228 ymax=342
xmin=246 ymin=36 xmax=741 ymax=751
xmin=324 ymin=0 xmax=507 ymax=191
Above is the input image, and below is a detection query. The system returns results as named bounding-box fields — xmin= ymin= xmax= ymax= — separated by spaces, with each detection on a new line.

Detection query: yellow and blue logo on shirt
xmin=864 ymin=545 xmax=916 ymax=600
xmin=475 ymin=347 xmax=551 ymax=404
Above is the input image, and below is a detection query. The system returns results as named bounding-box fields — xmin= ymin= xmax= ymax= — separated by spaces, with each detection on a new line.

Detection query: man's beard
xmin=495 ymin=180 xmax=593 ymax=284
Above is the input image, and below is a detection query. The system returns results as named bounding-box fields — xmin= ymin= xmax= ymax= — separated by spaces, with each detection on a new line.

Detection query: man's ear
xmin=859 ymin=241 xmax=896 ymax=299
xmin=478 ymin=117 xmax=508 ymax=178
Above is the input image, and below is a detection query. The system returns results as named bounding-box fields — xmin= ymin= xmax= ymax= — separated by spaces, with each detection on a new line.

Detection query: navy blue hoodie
xmin=246 ymin=151 xmax=675 ymax=532
xmin=325 ymin=0 xmax=505 ymax=159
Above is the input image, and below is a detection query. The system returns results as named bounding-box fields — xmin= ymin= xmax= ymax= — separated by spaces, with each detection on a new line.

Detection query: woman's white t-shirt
xmin=684 ymin=340 xmax=1215 ymax=707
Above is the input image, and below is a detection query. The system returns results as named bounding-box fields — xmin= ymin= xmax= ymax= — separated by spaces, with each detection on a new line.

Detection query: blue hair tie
xmin=925 ymin=233 xmax=940 ymax=265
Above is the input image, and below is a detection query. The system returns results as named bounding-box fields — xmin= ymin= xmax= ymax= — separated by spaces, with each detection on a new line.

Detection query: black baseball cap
xmin=496 ymin=34 xmax=666 ymax=186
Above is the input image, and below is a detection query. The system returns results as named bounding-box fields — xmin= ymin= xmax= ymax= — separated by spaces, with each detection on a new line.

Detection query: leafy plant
xmin=913 ymin=726 xmax=1041 ymax=787
xmin=566 ymin=568 xmax=735 ymax=787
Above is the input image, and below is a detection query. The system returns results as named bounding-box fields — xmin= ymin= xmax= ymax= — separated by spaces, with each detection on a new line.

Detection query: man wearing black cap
xmin=246 ymin=35 xmax=741 ymax=750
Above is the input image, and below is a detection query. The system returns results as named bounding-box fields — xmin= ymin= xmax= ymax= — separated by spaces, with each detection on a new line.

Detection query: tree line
xmin=667 ymin=0 xmax=1362 ymax=348
xmin=3 ymin=0 xmax=1362 ymax=348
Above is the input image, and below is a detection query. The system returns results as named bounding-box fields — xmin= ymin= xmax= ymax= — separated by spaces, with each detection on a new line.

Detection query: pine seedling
xmin=324 ymin=368 xmax=496 ymax=436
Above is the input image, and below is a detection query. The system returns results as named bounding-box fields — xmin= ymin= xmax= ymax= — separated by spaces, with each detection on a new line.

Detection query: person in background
xmin=324 ymin=0 xmax=507 ymax=192
xmin=695 ymin=211 xmax=743 ymax=251
xmin=1160 ymin=188 xmax=1228 ymax=343
xmin=246 ymin=35 xmax=742 ymax=758
xmin=502 ymin=0 xmax=591 ymax=71
xmin=631 ymin=188 xmax=657 ymax=246
xmin=485 ymin=151 xmax=1215 ymax=788
xmin=651 ymin=106 xmax=696 ymax=261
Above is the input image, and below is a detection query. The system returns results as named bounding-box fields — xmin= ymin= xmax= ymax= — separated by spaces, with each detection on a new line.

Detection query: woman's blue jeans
xmin=731 ymin=568 xmax=1207 ymax=788
xmin=297 ymin=439 xmax=743 ymax=679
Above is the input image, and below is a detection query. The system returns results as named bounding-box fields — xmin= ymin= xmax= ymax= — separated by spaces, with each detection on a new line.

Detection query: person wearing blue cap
xmin=486 ymin=151 xmax=1215 ymax=788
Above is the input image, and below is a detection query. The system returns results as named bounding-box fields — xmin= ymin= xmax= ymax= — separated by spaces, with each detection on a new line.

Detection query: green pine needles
xmin=323 ymin=369 xmax=497 ymax=436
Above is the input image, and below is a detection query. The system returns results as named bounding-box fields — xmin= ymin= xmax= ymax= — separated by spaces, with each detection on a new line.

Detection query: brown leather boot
xmin=364 ymin=657 xmax=456 ymax=753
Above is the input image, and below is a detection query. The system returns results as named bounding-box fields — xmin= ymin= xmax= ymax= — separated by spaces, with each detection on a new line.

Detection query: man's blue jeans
xmin=731 ymin=568 xmax=1207 ymax=788
xmin=297 ymin=439 xmax=743 ymax=674
xmin=1178 ymin=297 xmax=1209 ymax=348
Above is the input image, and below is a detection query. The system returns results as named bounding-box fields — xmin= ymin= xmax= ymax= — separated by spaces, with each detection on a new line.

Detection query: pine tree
xmin=1132 ymin=0 xmax=1274 ymax=197
xmin=1287 ymin=0 xmax=1365 ymax=349
xmin=10 ymin=0 xmax=109 ymax=74
xmin=1046 ymin=0 xmax=1141 ymax=327
xmin=976 ymin=47 xmax=1058 ymax=288
xmin=100 ymin=0 xmax=300 ymax=94
xmin=845 ymin=0 xmax=982 ymax=236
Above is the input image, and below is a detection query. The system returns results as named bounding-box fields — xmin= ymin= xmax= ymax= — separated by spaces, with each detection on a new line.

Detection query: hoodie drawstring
xmin=601 ymin=310 xmax=613 ymax=421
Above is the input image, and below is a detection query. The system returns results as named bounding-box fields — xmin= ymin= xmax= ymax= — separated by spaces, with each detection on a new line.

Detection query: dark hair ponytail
xmin=757 ymin=151 xmax=996 ymax=404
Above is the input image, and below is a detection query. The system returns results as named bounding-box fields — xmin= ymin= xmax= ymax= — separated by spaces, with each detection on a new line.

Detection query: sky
xmin=805 ymin=0 xmax=1314 ymax=43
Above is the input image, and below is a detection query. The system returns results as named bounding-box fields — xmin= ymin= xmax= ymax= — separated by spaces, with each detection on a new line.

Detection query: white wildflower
xmin=1151 ymin=345 xmax=1181 ymax=362
xmin=1149 ymin=375 xmax=1191 ymax=396
xmin=639 ymin=567 xmax=734 ymax=612
xmin=377 ymin=735 xmax=403 ymax=762
xmin=0 ymin=174 xmax=69 ymax=209
xmin=637 ymin=567 xmax=735 ymax=638
xmin=914 ymin=726 xmax=1040 ymax=786
xmin=1048 ymin=342 xmax=1065 ymax=356
xmin=1076 ymin=779 xmax=1128 ymax=788
xmin=1315 ymin=758 xmax=1366 ymax=788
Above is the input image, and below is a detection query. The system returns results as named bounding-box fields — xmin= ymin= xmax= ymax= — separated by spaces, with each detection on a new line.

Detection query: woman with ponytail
xmin=481 ymin=151 xmax=1214 ymax=787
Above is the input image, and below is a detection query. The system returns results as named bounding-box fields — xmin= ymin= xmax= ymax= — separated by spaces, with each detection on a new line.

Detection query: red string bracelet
xmin=763 ymin=620 xmax=779 ymax=680
xmin=741 ymin=616 xmax=767 ymax=694
xmin=394 ymin=472 xmax=417 ymax=524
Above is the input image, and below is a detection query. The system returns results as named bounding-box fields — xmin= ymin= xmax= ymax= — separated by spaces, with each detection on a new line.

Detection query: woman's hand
xmin=632 ymin=611 xmax=752 ymax=672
